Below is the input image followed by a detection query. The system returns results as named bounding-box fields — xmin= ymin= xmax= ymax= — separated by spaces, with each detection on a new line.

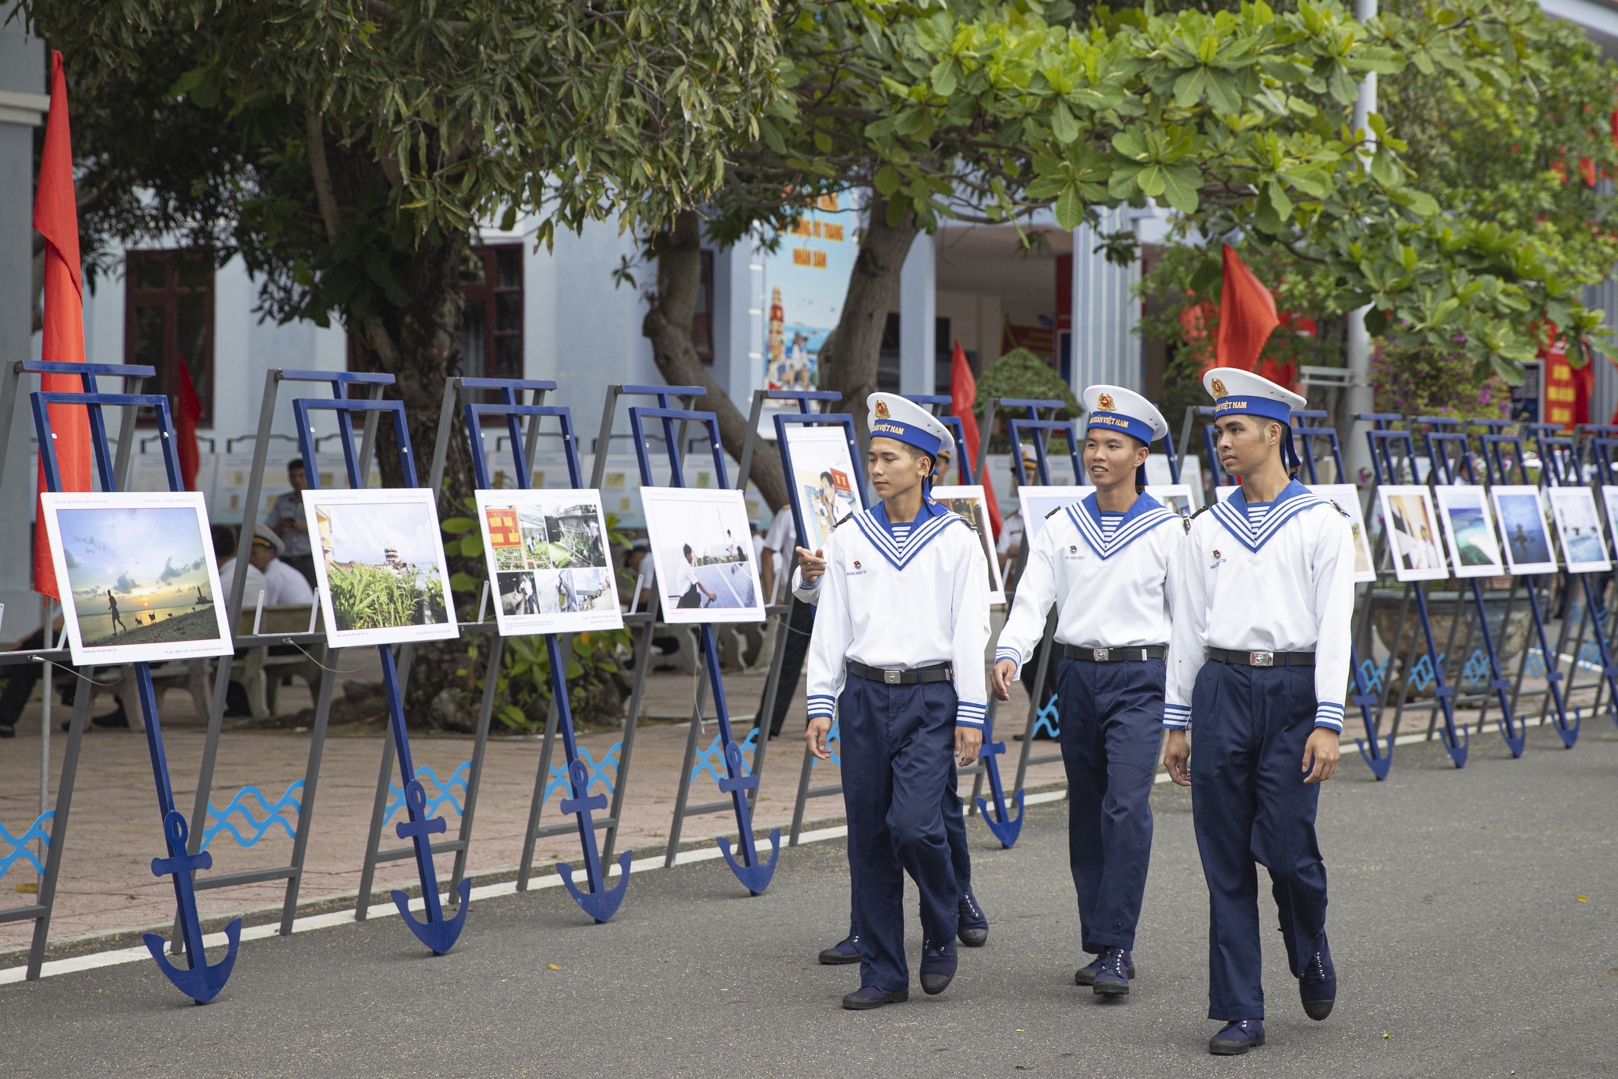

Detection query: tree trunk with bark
xmin=816 ymin=192 xmax=919 ymax=447
xmin=642 ymin=209 xmax=788 ymax=511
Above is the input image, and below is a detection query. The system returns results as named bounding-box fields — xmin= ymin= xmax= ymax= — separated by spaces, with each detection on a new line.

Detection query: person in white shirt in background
xmin=244 ymin=524 xmax=314 ymax=606
xmin=213 ymin=524 xmax=269 ymax=613
xmin=754 ymin=506 xmax=814 ymax=739
xmin=803 ymin=393 xmax=990 ymax=1011
xmin=1163 ymin=368 xmax=1353 ymax=1056
xmin=991 ymin=385 xmax=1183 ymax=1000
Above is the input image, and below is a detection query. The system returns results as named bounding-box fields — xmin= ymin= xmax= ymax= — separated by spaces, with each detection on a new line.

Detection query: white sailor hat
xmin=1202 ymin=367 xmax=1307 ymax=426
xmin=867 ymin=393 xmax=950 ymax=461
xmin=1082 ymin=384 xmax=1168 ymax=445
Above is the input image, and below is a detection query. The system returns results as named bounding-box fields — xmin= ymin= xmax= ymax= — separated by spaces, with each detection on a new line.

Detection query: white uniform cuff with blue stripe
xmin=956 ymin=701 xmax=986 ymax=729
xmin=1162 ymin=703 xmax=1191 ymax=730
xmin=993 ymin=647 xmax=1022 ymax=678
xmin=1313 ymin=702 xmax=1344 ymax=732
xmin=807 ymin=694 xmax=836 ymax=721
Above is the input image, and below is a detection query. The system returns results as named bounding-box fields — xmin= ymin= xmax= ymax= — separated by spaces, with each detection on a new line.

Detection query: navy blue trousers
xmin=844 ymin=763 xmax=973 ymax=940
xmin=1056 ymin=656 xmax=1166 ymax=953
xmin=1190 ymin=663 xmax=1329 ymax=1020
xmin=839 ymin=675 xmax=961 ymax=993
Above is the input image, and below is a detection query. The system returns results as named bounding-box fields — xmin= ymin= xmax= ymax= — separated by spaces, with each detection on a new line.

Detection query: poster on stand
xmin=779 ymin=424 xmax=862 ymax=552
xmin=1308 ymin=483 xmax=1377 ymax=583
xmin=762 ymin=194 xmax=859 ymax=395
xmin=642 ymin=488 xmax=766 ymax=624
xmin=1490 ymin=485 xmax=1558 ymax=575
xmin=930 ymin=485 xmax=1007 ymax=604
xmin=1601 ymin=487 xmax=1618 ymax=558
xmin=1434 ymin=486 xmax=1505 ymax=579
xmin=1376 ymin=485 xmax=1449 ymax=582
xmin=1546 ymin=486 xmax=1612 ymax=573
xmin=40 ymin=490 xmax=234 ymax=666
xmin=1017 ymin=486 xmax=1089 ymax=545
xmin=303 ymin=487 xmax=458 ymax=647
xmin=1144 ymin=484 xmax=1195 ymax=519
xmin=475 ymin=489 xmax=623 ymax=635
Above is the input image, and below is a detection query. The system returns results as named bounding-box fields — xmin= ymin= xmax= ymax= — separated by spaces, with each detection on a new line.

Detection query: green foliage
xmin=327 ymin=562 xmax=448 ymax=632
xmin=1371 ymin=345 xmax=1510 ymax=421
xmin=976 ymin=349 xmax=1084 ymax=419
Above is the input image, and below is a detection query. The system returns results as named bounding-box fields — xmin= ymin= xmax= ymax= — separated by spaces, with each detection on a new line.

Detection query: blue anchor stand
xmin=1350 ymin=642 xmax=1394 ymax=779
xmin=293 ymin=395 xmax=469 ymax=954
xmin=32 ymin=373 xmax=241 ymax=1002
xmin=630 ymin=401 xmax=779 ymax=894
xmin=462 ymin=388 xmax=631 ymax=921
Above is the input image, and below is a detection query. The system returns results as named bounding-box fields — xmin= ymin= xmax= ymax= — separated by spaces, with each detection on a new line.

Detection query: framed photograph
xmin=475 ymin=489 xmax=624 ymax=635
xmin=40 ymin=491 xmax=234 ymax=666
xmin=1433 ymin=486 xmax=1505 ymax=579
xmin=1214 ymin=484 xmax=1239 ymax=503
xmin=1376 ymin=485 xmax=1449 ymax=582
xmin=1308 ymin=483 xmax=1377 ymax=584
xmin=777 ymin=421 xmax=863 ymax=553
xmin=303 ymin=488 xmax=458 ymax=647
xmin=931 ymin=485 xmax=1007 ymax=605
xmin=642 ymin=487 xmax=766 ymax=624
xmin=1546 ymin=487 xmax=1611 ymax=574
xmin=1144 ymin=484 xmax=1196 ymax=518
xmin=1601 ymin=486 xmax=1618 ymax=556
xmin=1017 ymin=486 xmax=1089 ymax=546
xmin=1490 ymin=485 xmax=1558 ymax=575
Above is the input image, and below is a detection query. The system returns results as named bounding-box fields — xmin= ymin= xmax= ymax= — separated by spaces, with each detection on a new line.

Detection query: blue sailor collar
xmin=1066 ymin=491 xmax=1177 ymax=560
xmin=853 ymin=498 xmax=962 ymax=570
xmin=1209 ymin=479 xmax=1327 ymax=553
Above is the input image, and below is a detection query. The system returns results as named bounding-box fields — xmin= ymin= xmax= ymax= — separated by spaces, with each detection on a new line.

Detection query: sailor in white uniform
xmin=991 ymin=385 xmax=1183 ymax=998
xmin=1163 ymin=368 xmax=1354 ymax=1055
xmin=805 ymin=392 xmax=992 ymax=1010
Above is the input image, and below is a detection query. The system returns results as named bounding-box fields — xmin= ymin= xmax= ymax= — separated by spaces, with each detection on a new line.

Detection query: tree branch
xmin=306 ymin=107 xmax=342 ymax=244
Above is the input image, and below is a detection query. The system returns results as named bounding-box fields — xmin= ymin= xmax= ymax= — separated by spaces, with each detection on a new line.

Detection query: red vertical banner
xmin=32 ymin=49 xmax=94 ymax=600
xmin=1540 ymin=339 xmax=1587 ymax=430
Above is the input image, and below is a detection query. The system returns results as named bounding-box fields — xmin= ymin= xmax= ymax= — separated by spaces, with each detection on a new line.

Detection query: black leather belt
xmin=848 ymin=660 xmax=954 ymax=685
xmin=1206 ymin=648 xmax=1315 ymax=668
xmin=1062 ymin=645 xmax=1166 ymax=663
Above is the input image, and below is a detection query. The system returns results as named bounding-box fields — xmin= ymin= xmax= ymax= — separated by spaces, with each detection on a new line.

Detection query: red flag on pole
xmin=1215 ymin=244 xmax=1280 ymax=373
xmin=176 ymin=357 xmax=202 ymax=491
xmin=949 ymin=341 xmax=1002 ymax=539
xmin=32 ymin=49 xmax=94 ymax=600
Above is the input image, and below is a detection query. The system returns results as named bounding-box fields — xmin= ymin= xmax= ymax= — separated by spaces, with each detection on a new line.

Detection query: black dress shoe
xmin=818 ymin=934 xmax=861 ymax=965
xmin=0 ymin=722 xmax=14 ymax=739
xmin=88 ymin=699 xmax=130 ymax=730
xmin=1299 ymin=935 xmax=1336 ymax=1020
xmin=842 ymin=986 xmax=907 ymax=1010
xmin=957 ymin=886 xmax=989 ymax=947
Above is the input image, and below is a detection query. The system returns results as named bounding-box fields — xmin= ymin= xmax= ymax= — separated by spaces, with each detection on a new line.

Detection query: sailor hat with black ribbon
xmin=1202 ymin=367 xmax=1307 ymax=426
xmin=1082 ymin=384 xmax=1168 ymax=446
xmin=867 ymin=392 xmax=951 ymax=462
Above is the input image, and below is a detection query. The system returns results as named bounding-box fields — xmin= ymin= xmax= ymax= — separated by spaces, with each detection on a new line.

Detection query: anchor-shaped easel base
xmin=143 ymin=810 xmax=242 ymax=1004
xmin=1413 ymin=585 xmax=1469 ymax=768
xmin=973 ymin=718 xmax=1024 ymax=848
xmin=1523 ymin=577 xmax=1578 ymax=751
xmin=701 ymin=626 xmax=780 ymax=895
xmin=544 ymin=636 xmax=633 ymax=922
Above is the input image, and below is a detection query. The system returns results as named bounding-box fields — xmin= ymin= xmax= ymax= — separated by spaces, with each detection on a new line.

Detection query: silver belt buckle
xmin=884 ymin=669 xmax=902 ymax=684
xmin=1093 ymin=647 xmax=1109 ymax=662
xmin=1251 ymin=651 xmax=1274 ymax=667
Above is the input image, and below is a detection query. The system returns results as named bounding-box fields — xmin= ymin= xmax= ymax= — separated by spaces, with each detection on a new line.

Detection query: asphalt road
xmin=3 ymin=723 xmax=1616 ymax=1079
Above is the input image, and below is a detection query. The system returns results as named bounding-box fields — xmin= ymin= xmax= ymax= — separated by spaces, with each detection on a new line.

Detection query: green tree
xmin=25 ymin=0 xmax=781 ymax=717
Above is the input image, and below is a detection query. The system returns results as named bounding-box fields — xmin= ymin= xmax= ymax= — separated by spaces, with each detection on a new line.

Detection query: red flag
xmin=176 ymin=356 xmax=202 ymax=491
xmin=1215 ymin=244 xmax=1279 ymax=373
xmin=32 ymin=49 xmax=94 ymax=600
xmin=949 ymin=341 xmax=1003 ymax=539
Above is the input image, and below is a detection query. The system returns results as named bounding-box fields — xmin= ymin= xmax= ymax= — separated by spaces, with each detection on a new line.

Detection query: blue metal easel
xmin=32 ymin=367 xmax=242 ymax=1003
xmin=460 ymin=381 xmax=633 ymax=921
xmin=291 ymin=395 xmax=469 ymax=954
xmin=629 ymin=397 xmax=780 ymax=894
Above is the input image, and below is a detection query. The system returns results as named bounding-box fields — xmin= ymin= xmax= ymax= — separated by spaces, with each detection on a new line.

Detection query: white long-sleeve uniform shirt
xmin=995 ymin=492 xmax=1183 ymax=677
xmin=1166 ymin=480 xmax=1356 ymax=732
xmin=806 ymin=500 xmax=992 ymax=729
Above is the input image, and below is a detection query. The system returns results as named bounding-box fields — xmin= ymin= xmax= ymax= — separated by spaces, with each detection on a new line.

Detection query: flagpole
xmin=1343 ymin=0 xmax=1378 ymax=488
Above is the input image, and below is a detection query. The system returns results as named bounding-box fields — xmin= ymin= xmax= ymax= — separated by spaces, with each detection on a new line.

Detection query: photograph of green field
xmin=316 ymin=502 xmax=450 ymax=632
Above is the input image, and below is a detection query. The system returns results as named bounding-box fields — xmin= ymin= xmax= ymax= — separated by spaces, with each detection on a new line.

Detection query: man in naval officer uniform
xmin=804 ymin=392 xmax=992 ymax=1010
xmin=794 ymin=427 xmax=992 ymax=968
xmin=1163 ymin=368 xmax=1354 ymax=1055
xmin=991 ymin=385 xmax=1183 ymax=999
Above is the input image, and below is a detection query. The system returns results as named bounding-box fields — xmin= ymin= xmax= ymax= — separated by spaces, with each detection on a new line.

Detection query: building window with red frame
xmin=124 ymin=250 xmax=214 ymax=425
xmin=461 ymin=245 xmax=524 ymax=378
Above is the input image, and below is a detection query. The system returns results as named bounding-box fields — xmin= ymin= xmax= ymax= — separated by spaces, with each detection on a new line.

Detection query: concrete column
xmin=1341 ymin=0 xmax=1378 ymax=485
xmin=715 ymin=237 xmax=765 ymax=410
xmin=1070 ymin=205 xmax=1142 ymax=399
xmin=899 ymin=231 xmax=935 ymax=394
xmin=0 ymin=10 xmax=46 ymax=637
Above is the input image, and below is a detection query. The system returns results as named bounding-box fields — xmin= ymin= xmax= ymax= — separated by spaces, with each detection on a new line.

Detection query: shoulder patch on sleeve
xmin=1329 ymin=499 xmax=1350 ymax=518
xmin=1189 ymin=504 xmax=1212 ymax=520
xmin=833 ymin=512 xmax=855 ymax=530
xmin=1044 ymin=505 xmax=1065 ymax=519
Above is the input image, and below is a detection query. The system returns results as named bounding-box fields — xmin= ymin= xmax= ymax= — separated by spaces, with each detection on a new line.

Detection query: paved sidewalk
xmin=1 ymin=723 xmax=1615 ymax=1077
